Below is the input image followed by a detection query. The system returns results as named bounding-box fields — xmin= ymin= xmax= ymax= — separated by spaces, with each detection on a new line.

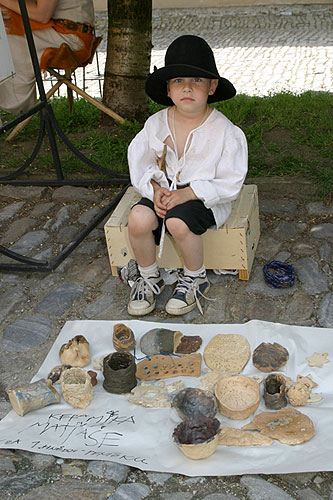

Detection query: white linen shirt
xmin=128 ymin=107 xmax=248 ymax=229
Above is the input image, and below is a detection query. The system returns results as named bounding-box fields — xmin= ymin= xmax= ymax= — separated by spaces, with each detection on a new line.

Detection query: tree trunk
xmin=102 ymin=0 xmax=152 ymax=125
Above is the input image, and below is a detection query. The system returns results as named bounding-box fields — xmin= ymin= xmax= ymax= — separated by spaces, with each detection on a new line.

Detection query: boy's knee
xmin=165 ymin=217 xmax=189 ymax=239
xmin=128 ymin=205 xmax=156 ymax=234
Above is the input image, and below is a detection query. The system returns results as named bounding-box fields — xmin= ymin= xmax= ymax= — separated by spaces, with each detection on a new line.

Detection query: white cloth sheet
xmin=0 ymin=319 xmax=332 ymax=476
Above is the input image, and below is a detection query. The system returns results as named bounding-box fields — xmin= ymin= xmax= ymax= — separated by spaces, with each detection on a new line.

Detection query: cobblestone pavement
xmin=1 ymin=4 xmax=333 ymax=499
xmin=43 ymin=4 xmax=333 ymax=99
xmin=0 ymin=177 xmax=332 ymax=498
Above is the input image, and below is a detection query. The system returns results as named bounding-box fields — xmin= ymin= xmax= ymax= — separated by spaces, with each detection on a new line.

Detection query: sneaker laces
xmin=174 ymin=274 xmax=215 ymax=315
xmin=130 ymin=276 xmax=162 ymax=302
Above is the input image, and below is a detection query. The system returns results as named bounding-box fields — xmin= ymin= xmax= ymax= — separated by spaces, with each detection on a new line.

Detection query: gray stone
xmin=0 ymin=456 xmax=16 ymax=472
xmin=0 ymin=400 xmax=12 ymax=420
xmin=0 ymin=470 xmax=47 ymax=495
xmin=278 ymin=472 xmax=316 ymax=486
xmin=297 ymin=488 xmax=325 ymax=500
xmin=61 ymin=462 xmax=83 ymax=476
xmin=84 ymin=295 xmax=118 ymax=318
xmin=318 ymin=293 xmax=333 ymax=328
xmin=87 ymin=460 xmax=130 ymax=482
xmin=241 ymin=475 xmax=294 ymax=500
xmin=306 ymin=201 xmax=333 ymax=216
xmin=274 ymin=221 xmax=305 ymax=240
xmin=35 ymin=283 xmax=84 ymax=315
xmin=30 ymin=202 xmax=55 ymax=217
xmin=1 ymin=217 xmax=35 ymax=244
xmin=319 ymin=242 xmax=331 ymax=262
xmin=50 ymin=205 xmax=73 ymax=231
xmin=294 ymin=257 xmax=329 ymax=295
xmin=247 ymin=297 xmax=281 ymax=322
xmin=245 ymin=266 xmax=294 ymax=297
xmin=203 ymin=494 xmax=236 ymax=500
xmin=184 ymin=477 xmax=205 ymax=485
xmin=0 ymin=185 xmax=47 ymax=200
xmin=275 ymin=251 xmax=291 ymax=262
xmin=74 ymin=240 xmax=103 ymax=255
xmin=56 ymin=226 xmax=80 ymax=244
xmin=21 ymin=478 xmax=115 ymax=499
xmin=110 ymin=482 xmax=150 ymax=499
xmin=147 ymin=471 xmax=173 ymax=485
xmin=281 ymin=292 xmax=314 ymax=324
xmin=0 ymin=201 xmax=25 ymax=222
xmin=0 ymin=287 xmax=25 ymax=322
xmin=30 ymin=453 xmax=56 ymax=470
xmin=33 ymin=247 xmax=54 ymax=261
xmin=2 ymin=316 xmax=51 ymax=352
xmin=78 ymin=206 xmax=101 ymax=224
xmin=9 ymin=230 xmax=49 ymax=254
xmin=259 ymin=199 xmax=298 ymax=214
xmin=310 ymin=223 xmax=333 ymax=240
xmin=161 ymin=494 xmax=193 ymax=500
xmin=52 ymin=186 xmax=100 ymax=203
xmin=255 ymin=236 xmax=282 ymax=261
xmin=293 ymin=242 xmax=316 ymax=257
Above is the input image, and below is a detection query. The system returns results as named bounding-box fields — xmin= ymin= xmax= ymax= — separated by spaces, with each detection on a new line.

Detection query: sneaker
xmin=165 ymin=273 xmax=210 ymax=316
xmin=127 ymin=274 xmax=165 ymax=316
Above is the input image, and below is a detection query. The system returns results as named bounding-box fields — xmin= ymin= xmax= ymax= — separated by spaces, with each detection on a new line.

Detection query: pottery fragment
xmin=113 ymin=323 xmax=136 ymax=352
xmin=252 ymin=342 xmax=289 ymax=372
xmin=217 ymin=427 xmax=273 ymax=446
xmin=140 ymin=328 xmax=202 ymax=356
xmin=263 ymin=373 xmax=287 ymax=410
xmin=172 ymin=387 xmax=218 ymax=420
xmin=60 ymin=367 xmax=93 ymax=409
xmin=215 ymin=375 xmax=260 ymax=420
xmin=136 ymin=353 xmax=202 ymax=381
xmin=8 ymin=378 xmax=60 ymax=416
xmin=47 ymin=364 xmax=72 ymax=384
xmin=203 ymin=334 xmax=250 ymax=374
xmin=59 ymin=335 xmax=91 ymax=367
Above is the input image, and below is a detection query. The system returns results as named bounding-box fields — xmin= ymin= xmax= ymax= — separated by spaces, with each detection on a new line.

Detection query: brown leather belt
xmin=52 ymin=18 xmax=95 ymax=35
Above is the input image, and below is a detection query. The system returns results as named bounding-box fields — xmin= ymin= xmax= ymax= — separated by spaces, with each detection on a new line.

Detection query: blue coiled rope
xmin=263 ymin=261 xmax=295 ymax=288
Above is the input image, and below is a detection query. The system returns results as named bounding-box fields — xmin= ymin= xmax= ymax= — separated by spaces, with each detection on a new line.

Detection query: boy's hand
xmin=162 ymin=187 xmax=197 ymax=210
xmin=151 ymin=181 xmax=169 ymax=218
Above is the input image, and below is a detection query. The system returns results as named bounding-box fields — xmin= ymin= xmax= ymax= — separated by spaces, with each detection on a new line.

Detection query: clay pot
xmin=172 ymin=387 xmax=218 ymax=420
xmin=103 ymin=352 xmax=137 ymax=394
xmin=60 ymin=367 xmax=93 ymax=409
xmin=7 ymin=378 xmax=60 ymax=417
xmin=59 ymin=335 xmax=91 ymax=367
xmin=263 ymin=374 xmax=287 ymax=410
xmin=215 ymin=375 xmax=260 ymax=420
xmin=173 ymin=416 xmax=220 ymax=460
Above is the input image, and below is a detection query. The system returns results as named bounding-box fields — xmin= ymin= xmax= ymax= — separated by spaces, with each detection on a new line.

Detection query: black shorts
xmin=135 ymin=197 xmax=216 ymax=245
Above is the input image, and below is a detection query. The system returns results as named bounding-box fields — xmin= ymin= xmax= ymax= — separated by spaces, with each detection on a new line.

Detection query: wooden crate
xmin=104 ymin=184 xmax=260 ymax=280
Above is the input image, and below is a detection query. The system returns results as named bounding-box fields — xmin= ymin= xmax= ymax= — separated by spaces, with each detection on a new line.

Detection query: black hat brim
xmin=145 ymin=64 xmax=236 ymax=106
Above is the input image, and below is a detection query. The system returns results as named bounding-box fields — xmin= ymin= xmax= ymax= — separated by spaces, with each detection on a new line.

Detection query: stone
xmin=30 ymin=453 xmax=56 ymax=470
xmin=0 ymin=288 xmax=26 ymax=323
xmin=246 ymin=297 xmax=281 ymax=322
xmin=84 ymin=295 xmax=116 ymax=318
xmin=9 ymin=230 xmax=49 ymax=254
xmin=0 ymin=201 xmax=25 ymax=222
xmin=310 ymin=223 xmax=333 ymax=240
xmin=259 ymin=199 xmax=298 ymax=214
xmin=109 ymin=482 xmax=150 ymax=499
xmin=297 ymin=488 xmax=325 ymax=500
xmin=21 ymin=478 xmax=115 ymax=499
xmin=319 ymin=242 xmax=331 ymax=261
xmin=274 ymin=221 xmax=304 ymax=240
xmin=61 ymin=462 xmax=83 ymax=476
xmin=318 ymin=293 xmax=333 ymax=328
xmin=281 ymin=292 xmax=314 ymax=324
xmin=103 ymin=461 xmax=131 ymax=482
xmin=294 ymin=258 xmax=329 ymax=294
xmin=203 ymin=494 xmax=241 ymax=500
xmin=241 ymin=475 xmax=294 ymax=500
xmin=78 ymin=206 xmax=101 ymax=224
xmin=73 ymin=240 xmax=103 ymax=255
xmin=35 ymin=283 xmax=84 ymax=315
xmin=161 ymin=494 xmax=193 ymax=500
xmin=1 ymin=217 xmax=35 ymax=244
xmin=275 ymin=251 xmax=292 ymax=262
xmin=0 ymin=456 xmax=16 ymax=472
xmin=52 ymin=186 xmax=100 ymax=203
xmin=2 ymin=316 xmax=51 ymax=352
xmin=56 ymin=226 xmax=80 ymax=244
xmin=0 ymin=470 xmax=47 ymax=496
xmin=49 ymin=205 xmax=75 ymax=231
xmin=293 ymin=242 xmax=316 ymax=257
xmin=147 ymin=472 xmax=173 ymax=485
xmin=306 ymin=201 xmax=333 ymax=215
xmin=0 ymin=185 xmax=46 ymax=200
xmin=255 ymin=236 xmax=282 ymax=260
xmin=277 ymin=472 xmax=316 ymax=486
xmin=245 ymin=266 xmax=294 ymax=297
xmin=30 ymin=202 xmax=55 ymax=217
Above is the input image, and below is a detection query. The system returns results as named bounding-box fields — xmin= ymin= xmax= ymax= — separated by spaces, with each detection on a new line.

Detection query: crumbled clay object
xmin=252 ymin=342 xmax=289 ymax=372
xmin=60 ymin=367 xmax=93 ymax=409
xmin=306 ymin=352 xmax=329 ymax=368
xmin=172 ymin=387 xmax=218 ymax=420
xmin=59 ymin=335 xmax=91 ymax=367
xmin=174 ymin=335 xmax=202 ymax=354
xmin=136 ymin=353 xmax=202 ymax=380
xmin=113 ymin=323 xmax=136 ymax=352
xmin=93 ymin=356 xmax=104 ymax=371
xmin=215 ymin=375 xmax=260 ymax=420
xmin=307 ymin=393 xmax=323 ymax=404
xmin=88 ymin=370 xmax=98 ymax=387
xmin=203 ymin=334 xmax=250 ymax=374
xmin=242 ymin=408 xmax=315 ymax=445
xmin=284 ymin=374 xmax=318 ymax=407
xmin=199 ymin=370 xmax=233 ymax=393
xmin=217 ymin=427 xmax=273 ymax=447
xmin=47 ymin=364 xmax=72 ymax=384
xmin=126 ymin=380 xmax=185 ymax=408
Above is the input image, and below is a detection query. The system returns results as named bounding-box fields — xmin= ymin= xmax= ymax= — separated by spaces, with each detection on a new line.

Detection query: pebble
xmin=241 ymin=475 xmax=294 ymax=500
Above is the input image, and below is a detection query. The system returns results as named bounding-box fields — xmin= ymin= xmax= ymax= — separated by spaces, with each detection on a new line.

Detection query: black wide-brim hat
xmin=145 ymin=35 xmax=236 ymax=106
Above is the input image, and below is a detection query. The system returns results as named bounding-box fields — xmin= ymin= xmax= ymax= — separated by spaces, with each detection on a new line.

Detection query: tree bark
xmin=103 ymin=0 xmax=152 ymax=125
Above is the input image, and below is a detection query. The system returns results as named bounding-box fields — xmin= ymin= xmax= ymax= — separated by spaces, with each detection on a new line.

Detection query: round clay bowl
xmin=174 ymin=433 xmax=219 ymax=460
xmin=215 ymin=375 xmax=260 ymax=420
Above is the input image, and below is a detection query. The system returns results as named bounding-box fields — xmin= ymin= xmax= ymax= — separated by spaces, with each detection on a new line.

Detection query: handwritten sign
xmin=0 ymin=319 xmax=332 ymax=476
xmin=0 ymin=10 xmax=15 ymax=86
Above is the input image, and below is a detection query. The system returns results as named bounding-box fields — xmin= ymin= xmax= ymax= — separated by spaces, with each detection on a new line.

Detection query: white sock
xmin=139 ymin=261 xmax=159 ymax=278
xmin=184 ymin=265 xmax=206 ymax=278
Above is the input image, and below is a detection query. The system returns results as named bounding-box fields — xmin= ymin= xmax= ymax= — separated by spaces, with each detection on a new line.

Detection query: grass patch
xmin=1 ymin=91 xmax=332 ymax=200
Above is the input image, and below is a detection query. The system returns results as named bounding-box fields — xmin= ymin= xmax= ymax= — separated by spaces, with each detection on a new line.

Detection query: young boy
xmin=127 ymin=35 xmax=248 ymax=316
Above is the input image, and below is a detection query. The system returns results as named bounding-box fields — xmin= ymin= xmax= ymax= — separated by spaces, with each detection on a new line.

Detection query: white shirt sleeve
xmin=190 ymin=124 xmax=248 ymax=208
xmin=127 ymin=124 xmax=169 ymax=201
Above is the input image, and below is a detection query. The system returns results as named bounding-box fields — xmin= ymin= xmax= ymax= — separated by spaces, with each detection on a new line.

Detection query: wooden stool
xmin=104 ymin=185 xmax=260 ymax=281
xmin=6 ymin=38 xmax=124 ymax=141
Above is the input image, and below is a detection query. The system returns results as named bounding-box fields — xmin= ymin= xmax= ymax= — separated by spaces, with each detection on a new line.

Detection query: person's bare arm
xmin=0 ymin=0 xmax=58 ymax=24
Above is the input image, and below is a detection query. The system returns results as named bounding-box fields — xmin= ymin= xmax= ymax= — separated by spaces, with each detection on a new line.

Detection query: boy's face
xmin=167 ymin=77 xmax=218 ymax=112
